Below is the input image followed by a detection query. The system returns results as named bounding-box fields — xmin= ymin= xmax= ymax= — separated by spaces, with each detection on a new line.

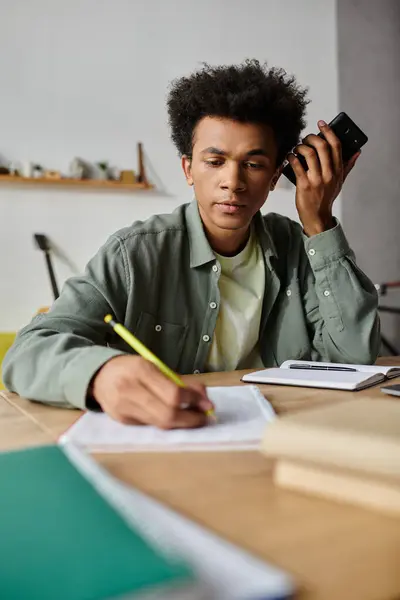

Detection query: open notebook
xmin=60 ymin=386 xmax=275 ymax=452
xmin=242 ymin=360 xmax=400 ymax=391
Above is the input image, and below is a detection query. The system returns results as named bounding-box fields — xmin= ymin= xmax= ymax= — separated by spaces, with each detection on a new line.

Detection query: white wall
xmin=0 ymin=0 xmax=338 ymax=331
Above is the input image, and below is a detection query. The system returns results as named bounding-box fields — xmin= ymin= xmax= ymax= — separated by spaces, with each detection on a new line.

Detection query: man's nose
xmin=220 ymin=162 xmax=246 ymax=192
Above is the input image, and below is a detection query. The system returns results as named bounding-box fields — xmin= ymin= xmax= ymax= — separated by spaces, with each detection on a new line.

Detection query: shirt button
xmin=324 ymin=290 xmax=331 ymax=297
xmin=193 ymin=369 xmax=201 ymax=374
xmin=212 ymin=264 xmax=219 ymax=273
xmin=286 ymin=289 xmax=292 ymax=297
xmin=155 ymin=324 xmax=162 ymax=332
xmin=309 ymin=248 xmax=316 ymax=256
xmin=209 ymin=302 xmax=217 ymax=309
xmin=202 ymin=334 xmax=210 ymax=342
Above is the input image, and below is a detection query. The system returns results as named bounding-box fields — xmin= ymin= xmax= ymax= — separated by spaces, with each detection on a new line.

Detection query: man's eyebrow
xmin=200 ymin=147 xmax=269 ymax=157
xmin=201 ymin=147 xmax=226 ymax=155
xmin=246 ymin=148 xmax=268 ymax=157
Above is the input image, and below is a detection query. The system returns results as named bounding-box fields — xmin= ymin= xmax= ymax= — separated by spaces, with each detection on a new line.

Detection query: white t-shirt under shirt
xmin=206 ymin=228 xmax=266 ymax=372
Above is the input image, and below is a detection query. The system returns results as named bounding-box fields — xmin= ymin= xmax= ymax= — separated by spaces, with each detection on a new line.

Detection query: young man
xmin=4 ymin=60 xmax=380 ymax=429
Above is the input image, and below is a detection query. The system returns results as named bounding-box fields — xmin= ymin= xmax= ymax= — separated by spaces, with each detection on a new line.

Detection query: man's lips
xmin=215 ymin=202 xmax=246 ymax=214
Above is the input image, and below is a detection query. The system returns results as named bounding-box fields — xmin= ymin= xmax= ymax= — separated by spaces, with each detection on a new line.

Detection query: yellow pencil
xmin=104 ymin=314 xmax=215 ymax=419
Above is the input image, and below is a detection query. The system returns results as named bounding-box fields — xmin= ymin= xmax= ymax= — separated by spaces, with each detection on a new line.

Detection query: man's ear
xmin=270 ymin=166 xmax=283 ymax=191
xmin=181 ymin=155 xmax=194 ymax=186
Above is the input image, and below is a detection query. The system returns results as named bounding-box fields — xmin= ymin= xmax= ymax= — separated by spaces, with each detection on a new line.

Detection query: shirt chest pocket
xmin=271 ymin=280 xmax=310 ymax=362
xmin=134 ymin=311 xmax=188 ymax=371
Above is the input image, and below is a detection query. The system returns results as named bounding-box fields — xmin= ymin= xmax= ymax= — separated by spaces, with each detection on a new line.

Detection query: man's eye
xmin=206 ymin=160 xmax=224 ymax=167
xmin=245 ymin=162 xmax=264 ymax=169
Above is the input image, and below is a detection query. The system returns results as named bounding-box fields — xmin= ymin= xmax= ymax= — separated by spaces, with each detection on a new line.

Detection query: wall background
xmin=0 ymin=0 xmax=339 ymax=331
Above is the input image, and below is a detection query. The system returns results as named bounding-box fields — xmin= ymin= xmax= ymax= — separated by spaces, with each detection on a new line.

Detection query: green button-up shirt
xmin=3 ymin=200 xmax=380 ymax=409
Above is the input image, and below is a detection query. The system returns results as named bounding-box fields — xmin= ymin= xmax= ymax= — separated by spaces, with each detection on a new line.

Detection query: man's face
xmin=182 ymin=116 xmax=280 ymax=236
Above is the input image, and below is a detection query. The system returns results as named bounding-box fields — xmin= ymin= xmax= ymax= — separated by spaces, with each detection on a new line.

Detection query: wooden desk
xmin=2 ymin=358 xmax=400 ymax=600
xmin=0 ymin=391 xmax=52 ymax=451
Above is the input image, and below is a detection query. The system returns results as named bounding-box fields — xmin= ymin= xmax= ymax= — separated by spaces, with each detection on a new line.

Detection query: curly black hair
xmin=167 ymin=59 xmax=309 ymax=166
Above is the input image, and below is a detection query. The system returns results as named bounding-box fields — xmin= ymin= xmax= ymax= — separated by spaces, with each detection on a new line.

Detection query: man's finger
xmin=105 ymin=395 xmax=148 ymax=425
xmin=294 ymin=144 xmax=321 ymax=181
xmin=130 ymin=387 xmax=180 ymax=429
xmin=317 ymin=120 xmax=342 ymax=174
xmin=114 ymin=414 xmax=145 ymax=426
xmin=166 ymin=407 xmax=208 ymax=430
xmin=133 ymin=387 xmax=207 ymax=430
xmin=343 ymin=151 xmax=361 ymax=182
xmin=288 ymin=153 xmax=308 ymax=186
xmin=181 ymin=382 xmax=214 ymax=412
xmin=302 ymin=134 xmax=333 ymax=183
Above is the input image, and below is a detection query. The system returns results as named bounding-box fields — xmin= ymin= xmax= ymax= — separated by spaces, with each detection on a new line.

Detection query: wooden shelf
xmin=0 ymin=175 xmax=153 ymax=192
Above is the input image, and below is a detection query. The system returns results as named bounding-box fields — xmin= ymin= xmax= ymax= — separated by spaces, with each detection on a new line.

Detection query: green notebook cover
xmin=0 ymin=445 xmax=194 ymax=599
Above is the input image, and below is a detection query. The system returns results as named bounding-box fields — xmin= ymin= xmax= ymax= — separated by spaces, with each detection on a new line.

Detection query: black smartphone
xmin=282 ymin=112 xmax=368 ymax=185
xmin=381 ymin=384 xmax=400 ymax=398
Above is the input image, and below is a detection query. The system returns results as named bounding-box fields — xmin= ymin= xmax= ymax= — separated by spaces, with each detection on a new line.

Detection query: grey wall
xmin=337 ymin=0 xmax=400 ymax=353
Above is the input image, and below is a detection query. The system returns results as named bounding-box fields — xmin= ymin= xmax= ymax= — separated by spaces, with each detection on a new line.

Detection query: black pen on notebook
xmin=289 ymin=364 xmax=357 ymax=372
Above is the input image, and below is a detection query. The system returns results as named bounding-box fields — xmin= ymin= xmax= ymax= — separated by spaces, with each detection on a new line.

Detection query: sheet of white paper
xmin=63 ymin=443 xmax=294 ymax=600
xmin=60 ymin=385 xmax=275 ymax=452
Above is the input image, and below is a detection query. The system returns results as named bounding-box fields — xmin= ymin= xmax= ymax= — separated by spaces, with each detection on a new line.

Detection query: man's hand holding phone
xmin=288 ymin=119 xmax=361 ymax=237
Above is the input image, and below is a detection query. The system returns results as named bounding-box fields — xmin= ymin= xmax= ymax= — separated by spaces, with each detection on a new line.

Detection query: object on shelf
xmin=120 ymin=170 xmax=136 ymax=184
xmin=69 ymin=157 xmax=89 ymax=180
xmin=44 ymin=170 xmax=61 ymax=179
xmin=21 ymin=161 xmax=32 ymax=177
xmin=8 ymin=161 xmax=21 ymax=176
xmin=137 ymin=142 xmax=148 ymax=185
xmin=32 ymin=164 xmax=44 ymax=178
xmin=97 ymin=161 xmax=109 ymax=180
xmin=108 ymin=165 xmax=120 ymax=181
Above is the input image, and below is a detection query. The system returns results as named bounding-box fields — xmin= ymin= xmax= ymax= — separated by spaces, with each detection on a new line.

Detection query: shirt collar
xmin=253 ymin=210 xmax=278 ymax=262
xmin=184 ymin=200 xmax=278 ymax=268
xmin=185 ymin=200 xmax=216 ymax=268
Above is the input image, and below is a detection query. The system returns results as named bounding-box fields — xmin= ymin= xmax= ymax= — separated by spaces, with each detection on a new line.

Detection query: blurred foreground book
xmin=0 ymin=443 xmax=294 ymax=599
xmin=0 ymin=445 xmax=197 ymax=599
xmin=262 ymin=398 xmax=400 ymax=515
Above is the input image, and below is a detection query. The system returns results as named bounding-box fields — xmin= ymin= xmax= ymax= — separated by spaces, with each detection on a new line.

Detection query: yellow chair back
xmin=0 ymin=308 xmax=49 ymax=389
xmin=0 ymin=333 xmax=16 ymax=390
